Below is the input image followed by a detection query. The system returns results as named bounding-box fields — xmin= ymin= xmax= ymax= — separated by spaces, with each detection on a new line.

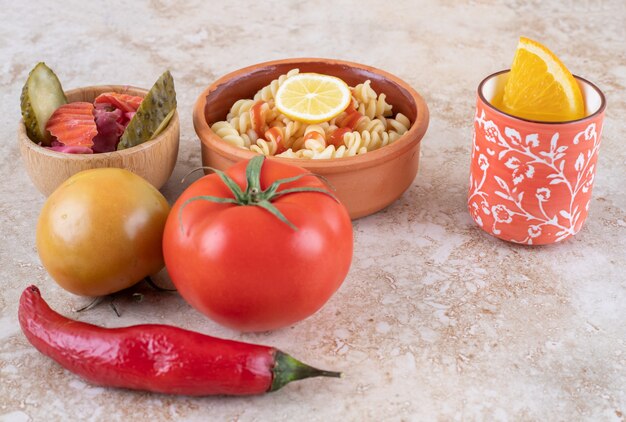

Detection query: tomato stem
xmin=74 ymin=278 xmax=174 ymax=315
xmin=179 ymin=156 xmax=339 ymax=231
xmin=143 ymin=276 xmax=177 ymax=292
xmin=109 ymin=299 xmax=121 ymax=317
xmin=245 ymin=155 xmax=264 ymax=203
xmin=249 ymin=187 xmax=261 ymax=204
xmin=74 ymin=296 xmax=104 ymax=313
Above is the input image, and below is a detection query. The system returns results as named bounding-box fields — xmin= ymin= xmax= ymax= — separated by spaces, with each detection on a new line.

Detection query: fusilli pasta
xmin=211 ymin=69 xmax=412 ymax=160
xmin=211 ymin=121 xmax=248 ymax=148
xmin=253 ymin=69 xmax=300 ymax=103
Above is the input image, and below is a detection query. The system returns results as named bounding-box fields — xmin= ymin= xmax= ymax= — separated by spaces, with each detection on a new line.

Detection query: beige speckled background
xmin=1 ymin=1 xmax=625 ymax=421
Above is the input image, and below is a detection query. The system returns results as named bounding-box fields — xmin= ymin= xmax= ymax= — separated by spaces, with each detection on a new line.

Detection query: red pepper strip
xmin=18 ymin=286 xmax=340 ymax=396
xmin=327 ymin=127 xmax=352 ymax=147
xmin=338 ymin=111 xmax=364 ymax=131
xmin=250 ymin=101 xmax=266 ymax=136
xmin=264 ymin=126 xmax=286 ymax=154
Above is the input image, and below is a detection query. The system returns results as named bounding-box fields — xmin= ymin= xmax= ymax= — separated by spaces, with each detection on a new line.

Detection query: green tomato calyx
xmin=179 ymin=156 xmax=338 ymax=231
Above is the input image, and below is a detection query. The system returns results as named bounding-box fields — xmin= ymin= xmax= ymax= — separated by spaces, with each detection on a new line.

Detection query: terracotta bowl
xmin=18 ymin=85 xmax=180 ymax=196
xmin=193 ymin=58 xmax=429 ymax=219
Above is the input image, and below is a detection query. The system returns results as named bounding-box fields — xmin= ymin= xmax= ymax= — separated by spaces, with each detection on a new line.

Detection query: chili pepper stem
xmin=270 ymin=350 xmax=342 ymax=392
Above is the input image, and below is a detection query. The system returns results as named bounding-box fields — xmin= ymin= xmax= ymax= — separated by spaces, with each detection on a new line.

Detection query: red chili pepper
xmin=18 ymin=285 xmax=340 ymax=396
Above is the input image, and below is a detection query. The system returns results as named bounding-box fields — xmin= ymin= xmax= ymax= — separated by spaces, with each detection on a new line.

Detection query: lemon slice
xmin=275 ymin=73 xmax=351 ymax=124
xmin=499 ymin=37 xmax=585 ymax=122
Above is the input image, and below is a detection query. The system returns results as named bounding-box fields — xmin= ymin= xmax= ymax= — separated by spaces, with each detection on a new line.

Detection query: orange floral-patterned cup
xmin=468 ymin=70 xmax=606 ymax=245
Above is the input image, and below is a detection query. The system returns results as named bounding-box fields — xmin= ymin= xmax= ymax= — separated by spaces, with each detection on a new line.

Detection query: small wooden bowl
xmin=193 ymin=58 xmax=429 ymax=219
xmin=19 ymin=85 xmax=180 ymax=196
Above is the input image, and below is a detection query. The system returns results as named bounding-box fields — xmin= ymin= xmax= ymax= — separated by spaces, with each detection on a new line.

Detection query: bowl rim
xmin=18 ymin=85 xmax=180 ymax=160
xmin=193 ymin=57 xmax=429 ymax=173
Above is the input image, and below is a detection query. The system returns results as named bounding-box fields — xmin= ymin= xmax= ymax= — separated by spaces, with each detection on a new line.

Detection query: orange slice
xmin=499 ymin=37 xmax=585 ymax=122
xmin=275 ymin=73 xmax=351 ymax=124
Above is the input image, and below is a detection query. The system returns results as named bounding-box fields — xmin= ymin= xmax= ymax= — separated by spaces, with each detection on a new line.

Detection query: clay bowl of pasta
xmin=193 ymin=58 xmax=429 ymax=219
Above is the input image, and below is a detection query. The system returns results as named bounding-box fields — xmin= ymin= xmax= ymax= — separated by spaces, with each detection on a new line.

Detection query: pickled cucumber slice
xmin=151 ymin=108 xmax=175 ymax=139
xmin=118 ymin=71 xmax=176 ymax=150
xmin=20 ymin=62 xmax=67 ymax=145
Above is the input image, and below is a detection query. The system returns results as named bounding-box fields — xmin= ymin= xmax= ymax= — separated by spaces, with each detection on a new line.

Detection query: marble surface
xmin=1 ymin=1 xmax=625 ymax=421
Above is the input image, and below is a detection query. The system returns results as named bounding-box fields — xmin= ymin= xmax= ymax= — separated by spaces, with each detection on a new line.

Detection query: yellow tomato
xmin=36 ymin=168 xmax=170 ymax=296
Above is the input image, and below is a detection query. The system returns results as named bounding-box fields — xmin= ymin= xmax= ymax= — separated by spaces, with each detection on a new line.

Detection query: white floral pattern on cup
xmin=468 ymin=108 xmax=603 ymax=245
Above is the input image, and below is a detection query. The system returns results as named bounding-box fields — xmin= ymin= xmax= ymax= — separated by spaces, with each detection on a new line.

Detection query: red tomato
xmin=163 ymin=157 xmax=353 ymax=332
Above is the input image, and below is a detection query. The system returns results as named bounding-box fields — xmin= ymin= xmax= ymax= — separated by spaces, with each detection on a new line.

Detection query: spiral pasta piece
xmin=341 ymin=131 xmax=372 ymax=155
xmin=315 ymin=121 xmax=335 ymax=137
xmin=310 ymin=144 xmax=365 ymax=159
xmin=388 ymin=131 xmax=403 ymax=143
xmin=229 ymin=111 xmax=253 ymax=134
xmin=253 ymin=68 xmax=300 ymax=103
xmin=276 ymin=148 xmax=315 ymax=159
xmin=228 ymin=101 xmax=273 ymax=136
xmin=269 ymin=120 xmax=305 ymax=149
xmin=250 ymin=138 xmax=278 ymax=156
xmin=227 ymin=99 xmax=255 ymax=120
xmin=355 ymin=116 xmax=387 ymax=133
xmin=352 ymin=80 xmax=377 ymax=104
xmin=210 ymin=121 xmax=248 ymax=148
xmin=357 ymin=93 xmax=393 ymax=119
xmin=363 ymin=130 xmax=394 ymax=151
xmin=239 ymin=128 xmax=259 ymax=145
xmin=386 ymin=112 xmax=411 ymax=135
xmin=304 ymin=138 xmax=326 ymax=153
xmin=304 ymin=125 xmax=326 ymax=143
xmin=304 ymin=124 xmax=326 ymax=139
